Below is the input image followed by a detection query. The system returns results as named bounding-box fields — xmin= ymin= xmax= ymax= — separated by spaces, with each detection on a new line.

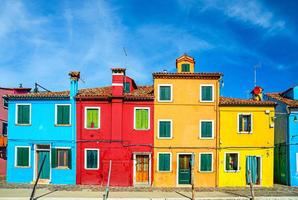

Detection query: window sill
xmin=237 ymin=132 xmax=252 ymax=134
xmin=55 ymin=167 xmax=70 ymax=170
xmin=199 ymin=137 xmax=214 ymax=140
xmin=55 ymin=124 xmax=71 ymax=127
xmin=85 ymin=168 xmax=99 ymax=170
xmin=157 ymin=137 xmax=173 ymax=140
xmin=225 ymin=170 xmax=240 ymax=173
xmin=157 ymin=170 xmax=172 ymax=173
xmin=85 ymin=128 xmax=100 ymax=130
xmin=200 ymin=100 xmax=214 ymax=103
xmin=15 ymin=124 xmax=31 ymax=126
xmin=15 ymin=166 xmax=30 ymax=168
xmin=134 ymin=128 xmax=150 ymax=131
xmin=198 ymin=171 xmax=213 ymax=173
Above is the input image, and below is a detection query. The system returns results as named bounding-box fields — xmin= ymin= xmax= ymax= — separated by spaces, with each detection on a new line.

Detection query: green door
xmin=178 ymin=155 xmax=191 ymax=184
xmin=37 ymin=151 xmax=50 ymax=179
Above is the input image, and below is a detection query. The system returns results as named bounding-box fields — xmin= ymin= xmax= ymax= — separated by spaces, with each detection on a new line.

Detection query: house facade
xmin=76 ymin=68 xmax=154 ymax=186
xmin=152 ymin=55 xmax=222 ymax=187
xmin=218 ymin=97 xmax=275 ymax=187
xmin=5 ymin=72 xmax=79 ymax=184
xmin=267 ymin=85 xmax=298 ymax=186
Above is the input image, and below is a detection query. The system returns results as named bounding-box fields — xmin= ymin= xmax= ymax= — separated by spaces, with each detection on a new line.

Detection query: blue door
xmin=37 ymin=151 xmax=50 ymax=179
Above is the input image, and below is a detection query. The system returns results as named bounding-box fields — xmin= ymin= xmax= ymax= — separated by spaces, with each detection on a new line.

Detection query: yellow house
xmin=218 ymin=97 xmax=275 ymax=187
xmin=153 ymin=54 xmax=222 ymax=187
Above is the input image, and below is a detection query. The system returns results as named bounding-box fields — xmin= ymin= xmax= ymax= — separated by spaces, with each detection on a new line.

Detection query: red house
xmin=76 ymin=68 xmax=154 ymax=186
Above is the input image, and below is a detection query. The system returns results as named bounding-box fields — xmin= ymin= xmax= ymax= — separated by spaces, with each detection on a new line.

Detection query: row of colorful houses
xmin=4 ymin=54 xmax=298 ymax=187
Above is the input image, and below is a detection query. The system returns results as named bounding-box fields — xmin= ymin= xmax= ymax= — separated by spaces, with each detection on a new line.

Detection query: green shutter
xmin=160 ymin=86 xmax=171 ymax=101
xmin=51 ymin=148 xmax=57 ymax=168
xmin=159 ymin=121 xmax=170 ymax=138
xmin=202 ymin=86 xmax=212 ymax=101
xmin=239 ymin=115 xmax=243 ymax=132
xmin=87 ymin=109 xmax=99 ymax=128
xmin=226 ymin=154 xmax=231 ymax=170
xmin=181 ymin=64 xmax=190 ymax=72
xmin=17 ymin=105 xmax=30 ymax=124
xmin=17 ymin=147 xmax=29 ymax=167
xmin=135 ymin=110 xmax=141 ymax=129
xmin=135 ymin=109 xmax=148 ymax=129
xmin=67 ymin=149 xmax=72 ymax=169
xmin=159 ymin=154 xmax=170 ymax=171
xmin=201 ymin=121 xmax=212 ymax=138
xmin=200 ymin=154 xmax=212 ymax=172
xmin=124 ymin=82 xmax=130 ymax=93
xmin=87 ymin=150 xmax=98 ymax=169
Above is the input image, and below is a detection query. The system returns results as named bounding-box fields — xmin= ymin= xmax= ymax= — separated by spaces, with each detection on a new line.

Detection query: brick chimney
xmin=111 ymin=68 xmax=126 ymax=97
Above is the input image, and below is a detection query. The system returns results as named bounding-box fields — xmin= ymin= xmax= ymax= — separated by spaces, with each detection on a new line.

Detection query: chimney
xmin=251 ymin=86 xmax=263 ymax=101
xmin=111 ymin=68 xmax=126 ymax=97
xmin=69 ymin=71 xmax=80 ymax=98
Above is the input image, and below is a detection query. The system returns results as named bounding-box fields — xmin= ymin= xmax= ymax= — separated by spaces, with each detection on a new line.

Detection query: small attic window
xmin=124 ymin=82 xmax=130 ymax=93
xmin=181 ymin=64 xmax=190 ymax=72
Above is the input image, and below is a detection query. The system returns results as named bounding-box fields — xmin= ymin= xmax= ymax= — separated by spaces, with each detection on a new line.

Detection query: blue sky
xmin=0 ymin=0 xmax=297 ymax=98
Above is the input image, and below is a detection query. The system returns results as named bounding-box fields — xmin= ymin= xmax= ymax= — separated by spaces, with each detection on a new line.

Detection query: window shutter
xmin=51 ymin=148 xmax=57 ymax=168
xmin=23 ymin=105 xmax=30 ymax=124
xmin=248 ymin=115 xmax=252 ymax=132
xmin=93 ymin=109 xmax=99 ymax=128
xmin=17 ymin=147 xmax=29 ymax=166
xmin=239 ymin=115 xmax=243 ymax=132
xmin=142 ymin=109 xmax=148 ymax=129
xmin=158 ymin=154 xmax=164 ymax=171
xmin=226 ymin=154 xmax=231 ymax=170
xmin=159 ymin=122 xmax=165 ymax=137
xmin=164 ymin=87 xmax=170 ymax=100
xmin=159 ymin=154 xmax=170 ymax=171
xmin=17 ymin=105 xmax=23 ymax=124
xmin=67 ymin=149 xmax=72 ymax=169
xmin=135 ymin=110 xmax=141 ymax=129
xmin=57 ymin=106 xmax=63 ymax=124
xmin=63 ymin=106 xmax=70 ymax=124
xmin=165 ymin=122 xmax=170 ymax=137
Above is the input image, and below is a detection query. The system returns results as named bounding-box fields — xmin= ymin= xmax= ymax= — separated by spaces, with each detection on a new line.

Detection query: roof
xmin=219 ymin=97 xmax=276 ymax=106
xmin=152 ymin=72 xmax=222 ymax=79
xmin=266 ymin=92 xmax=298 ymax=108
xmin=5 ymin=86 xmax=154 ymax=101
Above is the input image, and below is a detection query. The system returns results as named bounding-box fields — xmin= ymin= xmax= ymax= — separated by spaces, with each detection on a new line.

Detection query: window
xmin=200 ymin=120 xmax=214 ymax=139
xmin=16 ymin=104 xmax=31 ymax=125
xmin=51 ymin=148 xmax=71 ymax=169
xmin=158 ymin=120 xmax=172 ymax=138
xmin=85 ymin=107 xmax=100 ymax=129
xmin=124 ymin=82 xmax=130 ymax=93
xmin=15 ymin=146 xmax=30 ymax=167
xmin=199 ymin=153 xmax=213 ymax=172
xmin=181 ymin=64 xmax=190 ymax=72
xmin=3 ymin=97 xmax=8 ymax=108
xmin=84 ymin=149 xmax=99 ymax=170
xmin=200 ymin=85 xmax=214 ymax=102
xmin=158 ymin=153 xmax=171 ymax=172
xmin=238 ymin=114 xmax=252 ymax=133
xmin=2 ymin=122 xmax=7 ymax=136
xmin=55 ymin=104 xmax=71 ymax=125
xmin=134 ymin=108 xmax=150 ymax=130
xmin=225 ymin=153 xmax=239 ymax=172
xmin=158 ymin=84 xmax=172 ymax=102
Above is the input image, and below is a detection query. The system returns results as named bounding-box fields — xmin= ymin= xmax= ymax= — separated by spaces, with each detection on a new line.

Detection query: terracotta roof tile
xmin=153 ymin=72 xmax=222 ymax=79
xmin=5 ymin=91 xmax=69 ymax=99
xmin=219 ymin=96 xmax=276 ymax=106
xmin=266 ymin=92 xmax=298 ymax=108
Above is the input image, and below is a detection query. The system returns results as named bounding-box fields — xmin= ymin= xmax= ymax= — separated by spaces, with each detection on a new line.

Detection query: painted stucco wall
xmin=289 ymin=112 xmax=298 ymax=186
xmin=153 ymin=77 xmax=220 ymax=187
xmin=219 ymin=106 xmax=275 ymax=187
xmin=6 ymin=99 xmax=76 ymax=184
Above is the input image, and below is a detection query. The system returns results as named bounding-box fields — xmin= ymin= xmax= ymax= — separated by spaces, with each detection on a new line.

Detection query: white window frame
xmin=84 ymin=107 xmax=101 ymax=129
xmin=157 ymin=119 xmax=173 ymax=139
xmin=199 ymin=120 xmax=214 ymax=139
xmin=54 ymin=147 xmax=71 ymax=169
xmin=200 ymin=84 xmax=214 ymax=103
xmin=3 ymin=97 xmax=8 ymax=109
xmin=158 ymin=84 xmax=173 ymax=102
xmin=15 ymin=146 xmax=31 ymax=168
xmin=296 ymin=153 xmax=298 ymax=172
xmin=84 ymin=148 xmax=100 ymax=170
xmin=55 ymin=104 xmax=71 ymax=126
xmin=15 ymin=103 xmax=31 ymax=125
xmin=199 ymin=152 xmax=213 ymax=172
xmin=134 ymin=107 xmax=150 ymax=130
xmin=157 ymin=152 xmax=172 ymax=172
xmin=224 ymin=152 xmax=240 ymax=172
xmin=237 ymin=113 xmax=253 ymax=134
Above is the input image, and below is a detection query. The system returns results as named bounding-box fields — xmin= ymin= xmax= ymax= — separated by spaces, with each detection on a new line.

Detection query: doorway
xmin=35 ymin=145 xmax=50 ymax=183
xmin=134 ymin=154 xmax=151 ymax=186
xmin=178 ymin=154 xmax=192 ymax=184
xmin=246 ymin=156 xmax=261 ymax=185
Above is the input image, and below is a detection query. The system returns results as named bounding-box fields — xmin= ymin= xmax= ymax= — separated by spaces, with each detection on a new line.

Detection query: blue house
xmin=266 ymin=85 xmax=298 ymax=186
xmin=5 ymin=72 xmax=79 ymax=184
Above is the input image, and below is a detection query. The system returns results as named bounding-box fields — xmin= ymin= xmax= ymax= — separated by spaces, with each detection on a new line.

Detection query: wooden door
xmin=178 ymin=155 xmax=191 ymax=184
xmin=37 ymin=150 xmax=50 ymax=180
xmin=135 ymin=155 xmax=149 ymax=183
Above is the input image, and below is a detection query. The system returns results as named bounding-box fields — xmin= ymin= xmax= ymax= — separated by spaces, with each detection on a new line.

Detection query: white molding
xmin=157 ymin=119 xmax=173 ymax=139
xmin=176 ymin=152 xmax=194 ymax=186
xmin=112 ymin=72 xmax=124 ymax=75
xmin=84 ymin=107 xmax=101 ymax=130
xmin=199 ymin=120 xmax=215 ymax=139
xmin=157 ymin=152 xmax=172 ymax=172
xmin=33 ymin=144 xmax=51 ymax=181
xmin=224 ymin=152 xmax=240 ymax=172
xmin=198 ymin=152 xmax=214 ymax=173
xmin=55 ymin=104 xmax=71 ymax=126
xmin=296 ymin=153 xmax=298 ymax=173
xmin=237 ymin=113 xmax=253 ymax=134
xmin=14 ymin=146 xmax=31 ymax=168
xmin=84 ymin=148 xmax=100 ymax=170
xmin=133 ymin=107 xmax=150 ymax=130
xmin=200 ymin=84 xmax=215 ymax=103
xmin=112 ymin=83 xmax=123 ymax=86
xmin=133 ymin=152 xmax=152 ymax=186
xmin=15 ymin=103 xmax=31 ymax=125
xmin=158 ymin=84 xmax=173 ymax=102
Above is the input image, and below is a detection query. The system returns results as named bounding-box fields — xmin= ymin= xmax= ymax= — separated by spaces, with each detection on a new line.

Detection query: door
xmin=178 ymin=154 xmax=191 ymax=184
xmin=135 ymin=155 xmax=149 ymax=183
xmin=37 ymin=151 xmax=50 ymax=180
xmin=246 ymin=156 xmax=261 ymax=185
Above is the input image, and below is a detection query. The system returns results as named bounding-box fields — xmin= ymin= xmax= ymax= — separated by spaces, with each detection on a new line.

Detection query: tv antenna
xmin=254 ymin=63 xmax=261 ymax=87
